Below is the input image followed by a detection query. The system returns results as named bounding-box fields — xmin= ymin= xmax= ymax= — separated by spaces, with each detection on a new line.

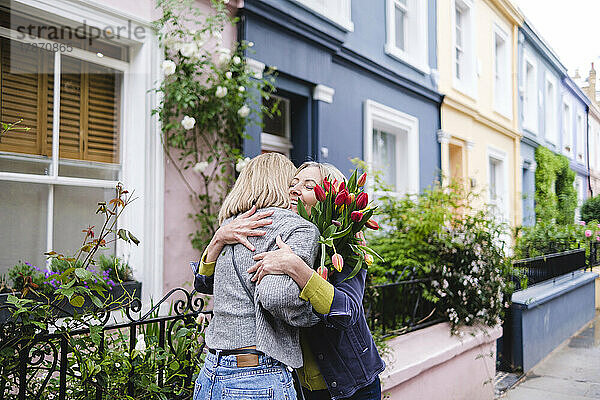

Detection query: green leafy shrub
xmin=581 ymin=195 xmax=600 ymax=222
xmin=555 ymin=155 xmax=577 ymax=225
xmin=514 ymin=221 xmax=581 ymax=259
xmin=534 ymin=146 xmax=578 ymax=225
xmin=534 ymin=146 xmax=559 ymax=223
xmin=368 ymin=180 xmax=513 ymax=331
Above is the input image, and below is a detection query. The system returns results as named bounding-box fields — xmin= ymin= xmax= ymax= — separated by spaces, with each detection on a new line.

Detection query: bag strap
xmin=230 ymin=246 xmax=255 ymax=304
xmin=231 ymin=246 xmax=307 ymax=400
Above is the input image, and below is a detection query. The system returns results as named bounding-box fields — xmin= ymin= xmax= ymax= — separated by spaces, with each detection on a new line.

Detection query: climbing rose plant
xmin=152 ymin=0 xmax=276 ymax=252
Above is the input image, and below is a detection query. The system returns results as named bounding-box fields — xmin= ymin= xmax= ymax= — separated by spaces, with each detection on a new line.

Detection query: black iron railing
xmin=364 ymin=277 xmax=442 ymax=338
xmin=0 ymin=288 xmax=210 ymax=400
xmin=511 ymin=248 xmax=587 ymax=289
xmin=589 ymin=242 xmax=600 ymax=269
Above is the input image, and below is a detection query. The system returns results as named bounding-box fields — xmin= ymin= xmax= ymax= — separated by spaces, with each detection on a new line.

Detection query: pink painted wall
xmin=381 ymin=323 xmax=502 ymax=400
xmin=162 ymin=1 xmax=239 ymax=294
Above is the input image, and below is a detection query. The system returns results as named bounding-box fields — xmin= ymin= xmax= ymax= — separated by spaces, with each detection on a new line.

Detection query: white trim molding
xmin=522 ymin=49 xmax=538 ymax=134
xmin=293 ymin=0 xmax=354 ymax=32
xmin=544 ymin=72 xmax=558 ymax=145
xmin=313 ymin=84 xmax=335 ymax=103
xmin=487 ymin=146 xmax=510 ymax=222
xmin=437 ymin=130 xmax=451 ymax=144
xmin=492 ymin=22 xmax=512 ymax=119
xmin=364 ymin=99 xmax=420 ymax=197
xmin=384 ymin=0 xmax=430 ymax=74
xmin=452 ymin=0 xmax=477 ymax=98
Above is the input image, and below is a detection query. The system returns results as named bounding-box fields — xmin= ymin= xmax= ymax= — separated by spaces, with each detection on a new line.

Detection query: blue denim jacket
xmin=194 ymin=266 xmax=385 ymax=400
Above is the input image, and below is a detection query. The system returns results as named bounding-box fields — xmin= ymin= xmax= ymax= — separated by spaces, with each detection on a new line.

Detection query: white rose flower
xmin=162 ymin=60 xmax=176 ymax=76
xmin=238 ymin=86 xmax=245 ymax=92
xmin=180 ymin=42 xmax=198 ymax=58
xmin=215 ymin=86 xmax=227 ymax=98
xmin=135 ymin=334 xmax=146 ymax=352
xmin=216 ymin=48 xmax=231 ymax=67
xmin=181 ymin=116 xmax=196 ymax=130
xmin=225 ymin=71 xmax=232 ymax=79
xmin=236 ymin=157 xmax=251 ymax=173
xmin=237 ymin=105 xmax=250 ymax=118
xmin=248 ymin=41 xmax=254 ymax=47
xmin=193 ymin=161 xmax=209 ymax=174
xmin=223 ymin=0 xmax=230 ymax=3
xmin=232 ymin=56 xmax=241 ymax=65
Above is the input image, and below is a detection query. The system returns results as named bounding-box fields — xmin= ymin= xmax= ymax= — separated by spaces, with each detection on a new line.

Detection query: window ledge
xmin=384 ymin=44 xmax=430 ymax=75
xmin=452 ymin=79 xmax=477 ymax=101
xmin=493 ymin=106 xmax=512 ymax=121
xmin=292 ymin=1 xmax=354 ymax=32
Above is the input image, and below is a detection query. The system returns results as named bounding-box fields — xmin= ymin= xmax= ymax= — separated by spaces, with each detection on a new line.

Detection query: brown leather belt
xmin=208 ymin=346 xmax=262 ymax=368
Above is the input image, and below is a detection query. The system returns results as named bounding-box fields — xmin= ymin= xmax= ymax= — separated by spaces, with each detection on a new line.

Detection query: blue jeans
xmin=194 ymin=351 xmax=298 ymax=400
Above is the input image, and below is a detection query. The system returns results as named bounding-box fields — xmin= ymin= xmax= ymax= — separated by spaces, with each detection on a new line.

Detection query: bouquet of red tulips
xmin=296 ymin=169 xmax=383 ymax=281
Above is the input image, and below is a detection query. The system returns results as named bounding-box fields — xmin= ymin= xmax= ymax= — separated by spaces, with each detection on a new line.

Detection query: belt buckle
xmin=236 ymin=353 xmax=259 ymax=368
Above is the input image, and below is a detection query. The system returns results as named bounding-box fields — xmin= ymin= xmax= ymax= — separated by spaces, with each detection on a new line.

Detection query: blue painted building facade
xmin=240 ymin=0 xmax=442 ymax=195
xmin=518 ymin=20 xmax=589 ymax=225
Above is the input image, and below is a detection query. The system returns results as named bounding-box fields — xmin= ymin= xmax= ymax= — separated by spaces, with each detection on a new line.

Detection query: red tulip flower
xmin=332 ymin=253 xmax=344 ymax=272
xmin=356 ymin=192 xmax=368 ymax=209
xmin=335 ymin=190 xmax=348 ymax=206
xmin=331 ymin=179 xmax=339 ymax=195
xmin=339 ymin=181 xmax=346 ymax=192
xmin=314 ymin=184 xmax=327 ymax=202
xmin=357 ymin=172 xmax=367 ymax=187
xmin=317 ymin=266 xmax=328 ymax=280
xmin=351 ymin=211 xmax=364 ymax=222
xmin=365 ymin=219 xmax=379 ymax=230
xmin=323 ymin=178 xmax=331 ymax=192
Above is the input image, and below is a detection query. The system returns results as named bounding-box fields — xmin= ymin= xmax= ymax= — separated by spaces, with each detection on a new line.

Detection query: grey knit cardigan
xmin=204 ymin=207 xmax=320 ymax=368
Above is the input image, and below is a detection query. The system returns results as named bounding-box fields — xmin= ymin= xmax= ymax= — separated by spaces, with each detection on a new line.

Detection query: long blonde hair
xmin=218 ymin=153 xmax=296 ymax=223
xmin=296 ymin=161 xmax=346 ymax=184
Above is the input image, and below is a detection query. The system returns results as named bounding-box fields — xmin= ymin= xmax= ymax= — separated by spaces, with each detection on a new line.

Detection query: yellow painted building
xmin=437 ymin=0 xmax=523 ymax=227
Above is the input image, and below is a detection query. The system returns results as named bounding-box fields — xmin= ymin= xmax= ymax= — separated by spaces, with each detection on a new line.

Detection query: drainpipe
xmin=587 ymin=110 xmax=593 ymax=197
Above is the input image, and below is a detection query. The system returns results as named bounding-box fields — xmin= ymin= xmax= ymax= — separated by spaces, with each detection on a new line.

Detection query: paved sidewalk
xmin=499 ymin=311 xmax=600 ymax=400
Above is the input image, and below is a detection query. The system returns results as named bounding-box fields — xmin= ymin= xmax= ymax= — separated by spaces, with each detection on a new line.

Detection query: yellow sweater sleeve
xmin=198 ymin=248 xmax=216 ymax=276
xmin=299 ymin=272 xmax=334 ymax=315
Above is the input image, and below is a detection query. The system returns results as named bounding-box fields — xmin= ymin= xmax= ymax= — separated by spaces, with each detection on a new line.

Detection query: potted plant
xmin=0 ymin=184 xmax=141 ymax=321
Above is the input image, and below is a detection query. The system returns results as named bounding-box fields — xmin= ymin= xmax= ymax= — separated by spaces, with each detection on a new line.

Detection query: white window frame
xmin=261 ymin=95 xmax=292 ymax=157
xmin=294 ymin=0 xmax=354 ymax=31
xmin=363 ymin=99 xmax=419 ymax=197
xmin=576 ymin=111 xmax=585 ymax=162
xmin=385 ymin=0 xmax=429 ymax=74
xmin=0 ymin=1 xmax=163 ymax=301
xmin=493 ymin=23 xmax=511 ymax=118
xmin=545 ymin=73 xmax=558 ymax=145
xmin=452 ymin=0 xmax=476 ymax=98
xmin=562 ymin=98 xmax=573 ymax=158
xmin=522 ymin=50 xmax=538 ymax=133
xmin=487 ymin=146 xmax=509 ymax=222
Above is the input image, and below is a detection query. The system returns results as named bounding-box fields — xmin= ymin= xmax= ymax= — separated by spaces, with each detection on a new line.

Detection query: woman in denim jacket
xmin=196 ymin=162 xmax=385 ymax=400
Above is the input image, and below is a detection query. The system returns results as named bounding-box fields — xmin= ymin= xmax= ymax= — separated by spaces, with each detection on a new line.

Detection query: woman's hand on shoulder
xmin=205 ymin=206 xmax=273 ymax=262
xmin=248 ymin=235 xmax=313 ymax=287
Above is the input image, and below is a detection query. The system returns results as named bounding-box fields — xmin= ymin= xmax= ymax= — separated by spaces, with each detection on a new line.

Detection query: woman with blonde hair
xmin=193 ymin=153 xmax=320 ymax=400
xmin=196 ymin=160 xmax=384 ymax=400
